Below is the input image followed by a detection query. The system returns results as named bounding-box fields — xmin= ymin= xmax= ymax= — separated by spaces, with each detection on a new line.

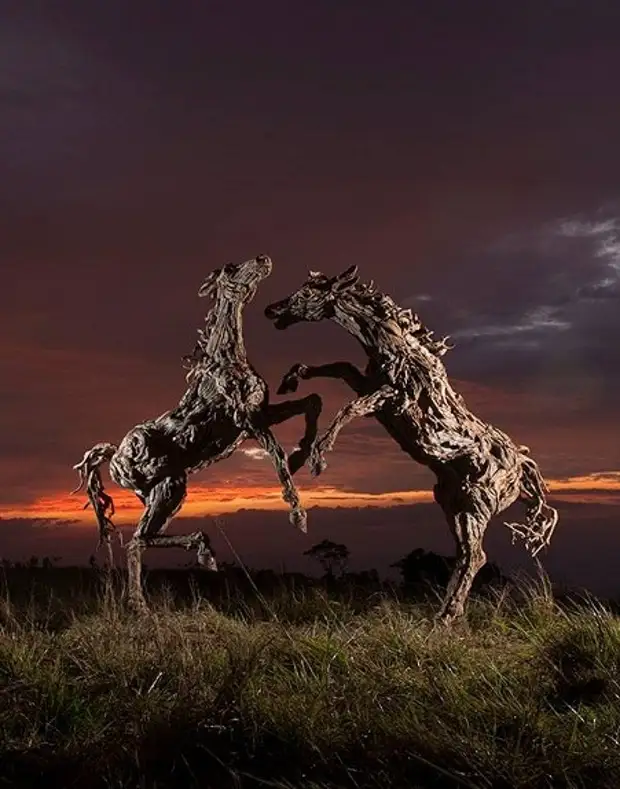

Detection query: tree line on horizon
xmin=0 ymin=540 xmax=506 ymax=594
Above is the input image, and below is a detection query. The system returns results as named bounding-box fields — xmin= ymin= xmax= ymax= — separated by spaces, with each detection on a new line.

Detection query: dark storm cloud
xmin=403 ymin=207 xmax=620 ymax=420
xmin=1 ymin=0 xmax=620 ymax=584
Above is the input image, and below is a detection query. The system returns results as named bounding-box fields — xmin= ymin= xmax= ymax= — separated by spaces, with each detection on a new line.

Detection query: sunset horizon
xmin=2 ymin=471 xmax=620 ymax=526
xmin=2 ymin=0 xmax=620 ymax=595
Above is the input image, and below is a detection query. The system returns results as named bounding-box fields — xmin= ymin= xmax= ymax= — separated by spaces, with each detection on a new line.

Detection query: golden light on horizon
xmin=2 ymin=472 xmax=619 ymax=525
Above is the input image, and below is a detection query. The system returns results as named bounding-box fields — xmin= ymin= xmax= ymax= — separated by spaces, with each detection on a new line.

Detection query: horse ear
xmin=333 ymin=264 xmax=359 ymax=291
xmin=198 ymin=268 xmax=222 ymax=298
xmin=339 ymin=265 xmax=358 ymax=279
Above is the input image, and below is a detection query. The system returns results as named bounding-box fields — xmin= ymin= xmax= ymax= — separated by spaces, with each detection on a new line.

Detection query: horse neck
xmin=332 ymin=297 xmax=400 ymax=361
xmin=201 ymin=295 xmax=247 ymax=363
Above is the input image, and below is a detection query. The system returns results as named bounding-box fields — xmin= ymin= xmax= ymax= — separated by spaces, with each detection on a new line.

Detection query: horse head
xmin=264 ymin=265 xmax=359 ymax=329
xmin=199 ymin=254 xmax=273 ymax=304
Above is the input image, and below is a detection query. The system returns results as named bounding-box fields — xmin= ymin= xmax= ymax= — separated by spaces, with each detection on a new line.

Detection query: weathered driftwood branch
xmin=265 ymin=266 xmax=559 ymax=625
xmin=72 ymin=255 xmax=322 ymax=611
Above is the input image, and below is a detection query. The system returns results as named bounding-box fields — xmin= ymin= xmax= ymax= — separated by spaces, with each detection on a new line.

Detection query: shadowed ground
xmin=1 ymin=566 xmax=619 ymax=788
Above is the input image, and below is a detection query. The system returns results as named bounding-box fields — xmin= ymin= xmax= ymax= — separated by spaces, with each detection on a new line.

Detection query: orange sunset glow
xmin=3 ymin=472 xmax=619 ymax=525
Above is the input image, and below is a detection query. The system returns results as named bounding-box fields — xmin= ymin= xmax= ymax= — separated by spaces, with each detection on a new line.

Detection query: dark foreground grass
xmin=0 ymin=569 xmax=619 ymax=789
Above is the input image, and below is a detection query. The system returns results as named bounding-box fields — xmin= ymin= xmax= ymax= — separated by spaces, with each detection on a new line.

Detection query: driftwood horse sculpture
xmin=265 ymin=266 xmax=558 ymax=624
xmin=72 ymin=255 xmax=322 ymax=610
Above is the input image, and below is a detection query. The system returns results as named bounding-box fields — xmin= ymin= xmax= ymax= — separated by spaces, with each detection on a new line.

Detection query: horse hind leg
xmin=436 ymin=510 xmax=489 ymax=626
xmin=138 ymin=532 xmax=217 ymax=569
xmin=127 ymin=475 xmax=189 ymax=612
xmin=127 ymin=540 xmax=149 ymax=613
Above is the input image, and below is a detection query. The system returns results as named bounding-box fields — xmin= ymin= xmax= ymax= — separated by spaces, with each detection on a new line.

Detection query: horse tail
xmin=71 ymin=442 xmax=119 ymax=548
xmin=504 ymin=451 xmax=559 ymax=558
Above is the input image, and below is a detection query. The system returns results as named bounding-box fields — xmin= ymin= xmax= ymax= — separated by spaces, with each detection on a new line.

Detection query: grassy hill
xmin=0 ymin=567 xmax=619 ymax=788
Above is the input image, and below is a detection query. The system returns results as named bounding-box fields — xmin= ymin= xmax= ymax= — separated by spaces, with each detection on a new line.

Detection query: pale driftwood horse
xmin=73 ymin=255 xmax=322 ymax=610
xmin=265 ymin=266 xmax=558 ymax=624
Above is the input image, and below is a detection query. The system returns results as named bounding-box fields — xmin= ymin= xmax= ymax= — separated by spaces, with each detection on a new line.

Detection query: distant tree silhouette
xmin=392 ymin=549 xmax=451 ymax=590
xmin=304 ymin=539 xmax=350 ymax=578
xmin=392 ymin=548 xmax=505 ymax=595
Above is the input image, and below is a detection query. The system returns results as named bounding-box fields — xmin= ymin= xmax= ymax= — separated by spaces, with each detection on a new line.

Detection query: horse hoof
xmin=197 ymin=546 xmax=218 ymax=572
xmin=434 ymin=609 xmax=464 ymax=628
xmin=310 ymin=455 xmax=327 ymax=477
xmin=199 ymin=553 xmax=218 ymax=571
xmin=290 ymin=508 xmax=307 ymax=533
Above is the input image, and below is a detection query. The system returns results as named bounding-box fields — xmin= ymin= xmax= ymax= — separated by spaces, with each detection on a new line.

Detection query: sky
xmin=1 ymin=0 xmax=620 ymax=593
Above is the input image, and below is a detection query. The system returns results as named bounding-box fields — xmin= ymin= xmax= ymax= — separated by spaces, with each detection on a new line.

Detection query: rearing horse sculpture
xmin=73 ymin=255 xmax=322 ymax=610
xmin=265 ymin=266 xmax=558 ymax=625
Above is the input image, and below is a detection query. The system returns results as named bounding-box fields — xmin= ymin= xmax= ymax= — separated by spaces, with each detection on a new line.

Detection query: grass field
xmin=0 ymin=567 xmax=619 ymax=789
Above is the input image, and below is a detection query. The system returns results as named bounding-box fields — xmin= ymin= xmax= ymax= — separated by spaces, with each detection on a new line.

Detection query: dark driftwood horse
xmin=73 ymin=255 xmax=322 ymax=610
xmin=265 ymin=266 xmax=558 ymax=624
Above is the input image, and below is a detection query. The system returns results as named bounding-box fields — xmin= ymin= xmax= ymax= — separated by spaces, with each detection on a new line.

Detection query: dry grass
xmin=0 ymin=569 xmax=619 ymax=788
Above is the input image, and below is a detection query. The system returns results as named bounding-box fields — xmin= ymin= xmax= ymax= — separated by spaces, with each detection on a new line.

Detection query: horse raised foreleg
xmin=249 ymin=419 xmax=307 ymax=532
xmin=277 ymin=362 xmax=368 ymax=396
xmin=264 ymin=393 xmax=323 ymax=474
xmin=309 ymin=384 xmax=396 ymax=476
